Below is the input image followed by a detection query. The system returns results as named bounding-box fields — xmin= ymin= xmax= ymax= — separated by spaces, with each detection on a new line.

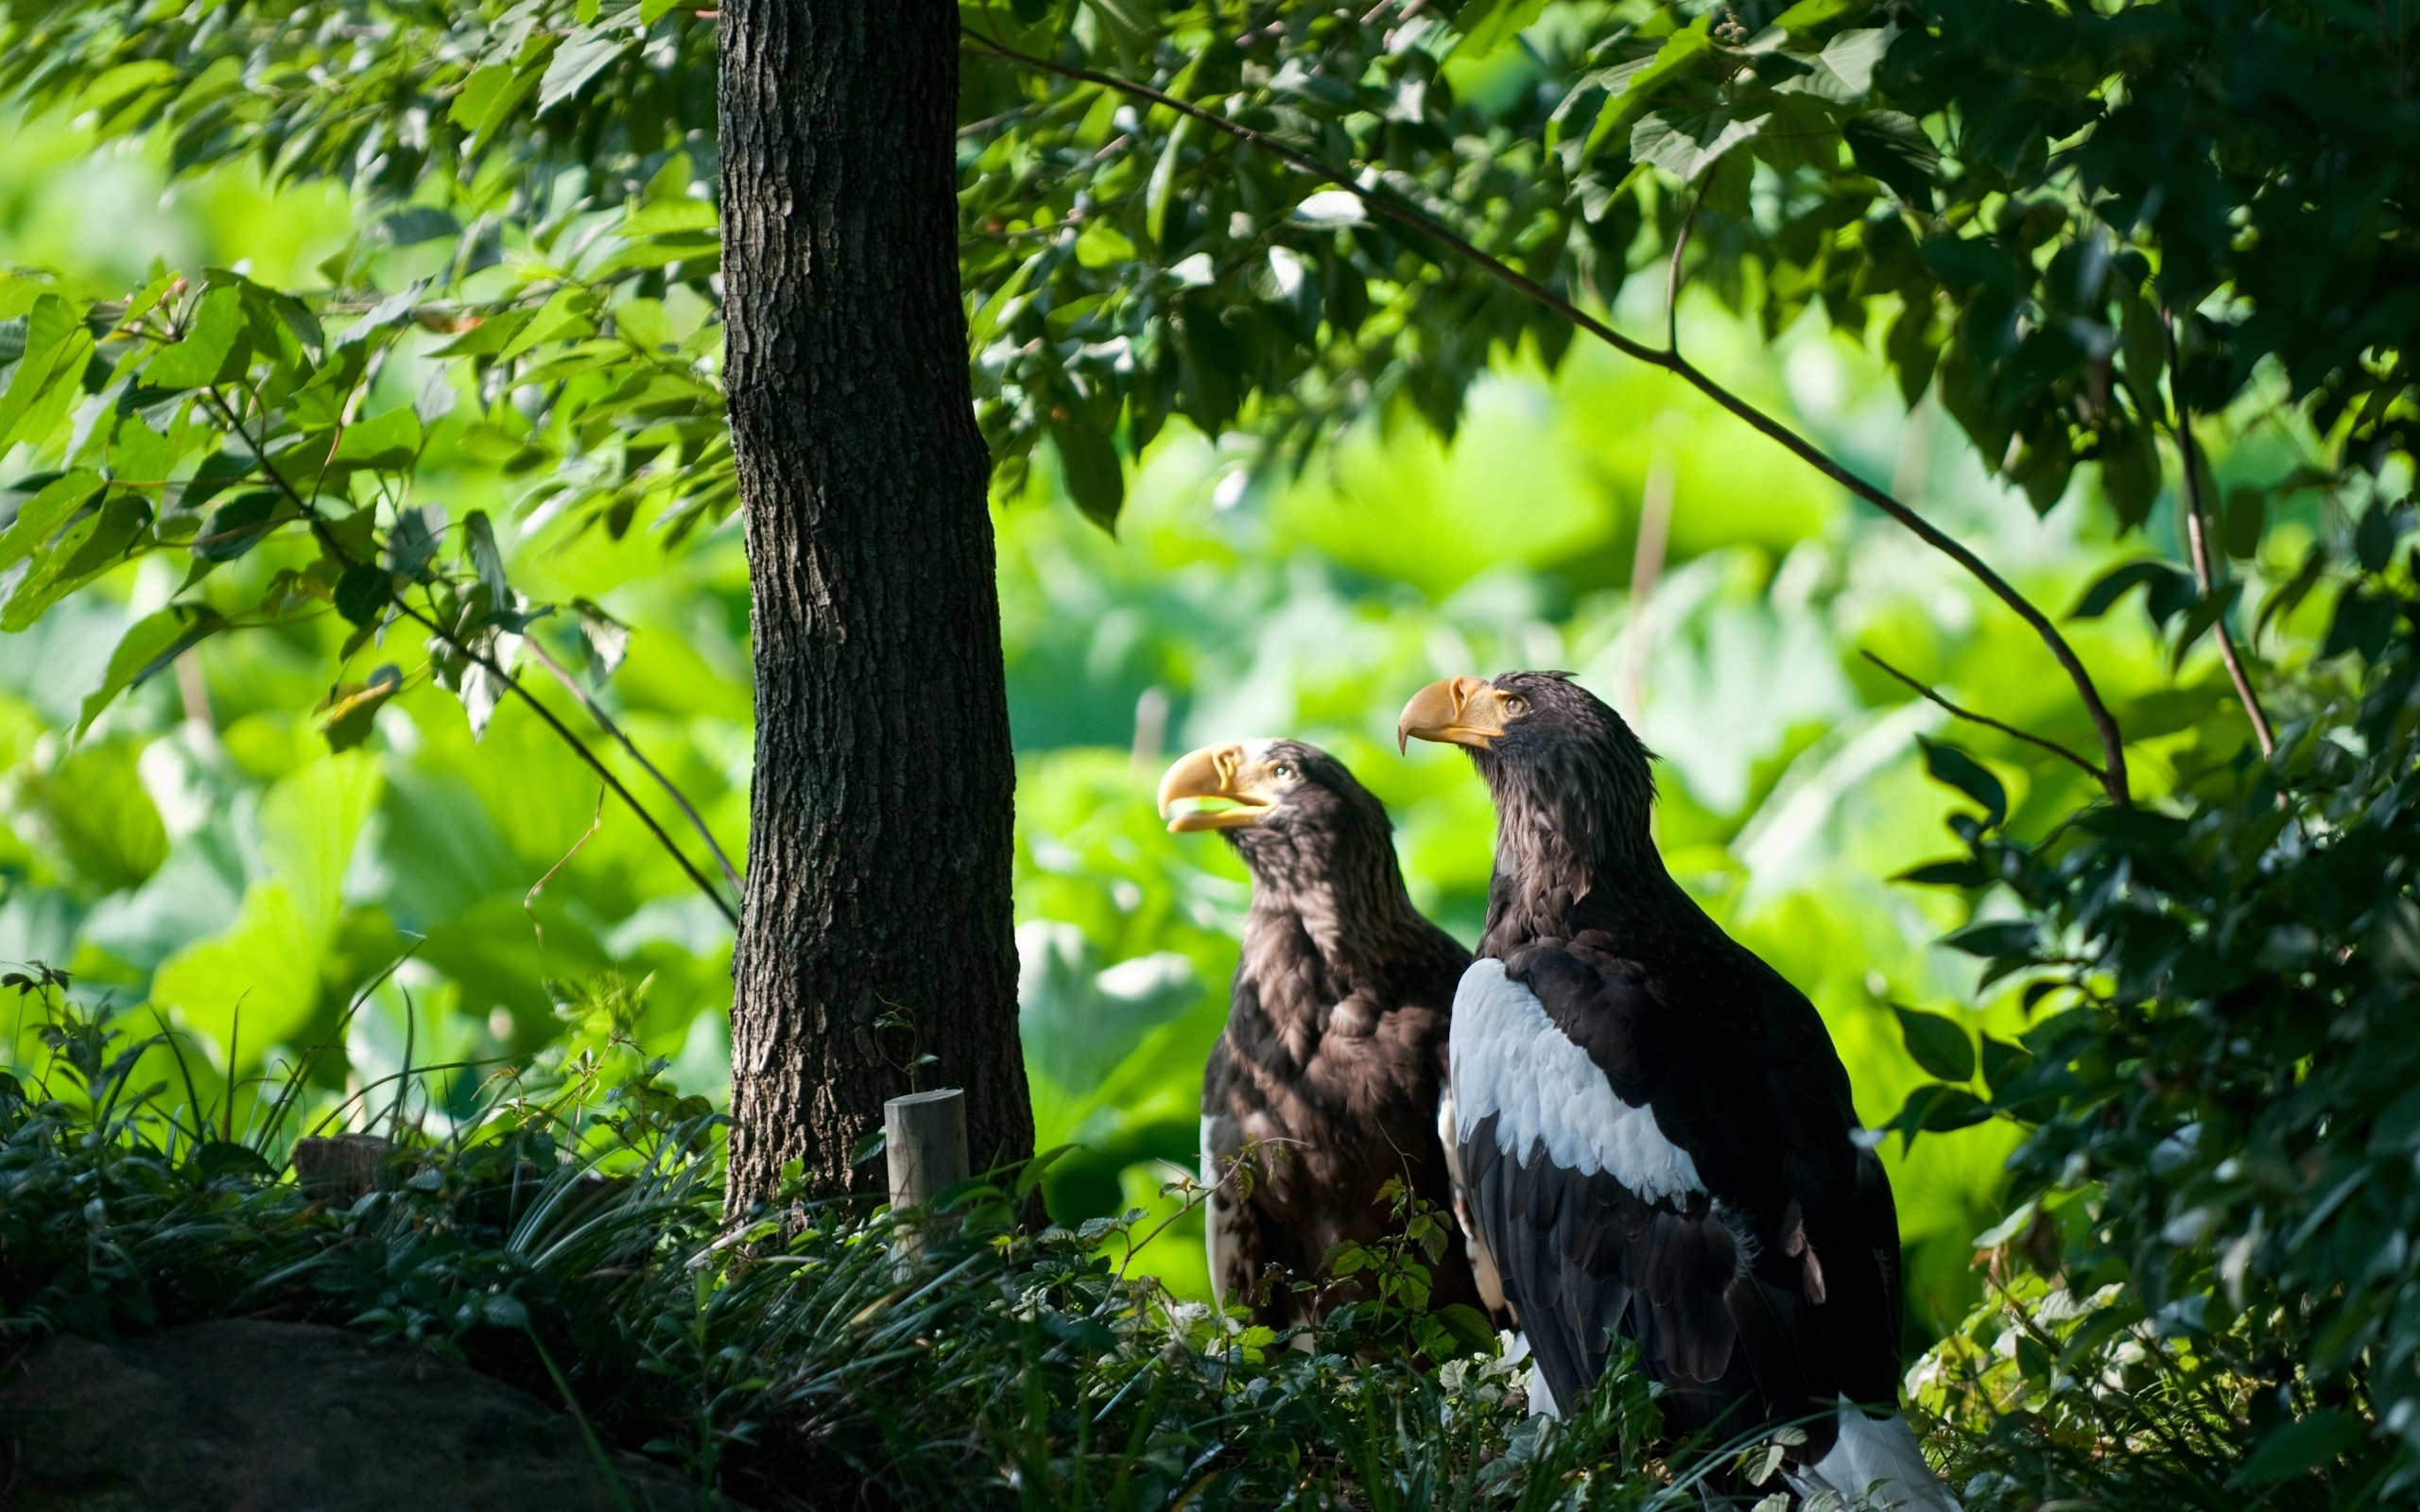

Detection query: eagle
xmin=1398 ymin=673 xmax=1957 ymax=1510
xmin=1158 ymin=738 xmax=1500 ymax=1328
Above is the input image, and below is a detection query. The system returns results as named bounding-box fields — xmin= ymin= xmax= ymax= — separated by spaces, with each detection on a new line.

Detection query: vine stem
xmin=191 ymin=383 xmax=741 ymax=926
xmin=963 ymin=26 xmax=2134 ymax=806
xmin=1860 ymin=650 xmax=2108 ymax=784
xmin=2163 ymin=310 xmax=2276 ymax=758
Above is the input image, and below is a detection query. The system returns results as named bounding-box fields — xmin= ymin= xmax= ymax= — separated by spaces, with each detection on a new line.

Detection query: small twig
xmin=522 ymin=636 xmax=743 ymax=899
xmin=1861 ymin=650 xmax=2109 ymax=785
xmin=2163 ymin=309 xmax=2276 ymax=758
xmin=964 ymin=25 xmax=2133 ymax=806
xmin=1667 ymin=179 xmax=1706 ymax=355
xmin=526 ymin=787 xmax=607 ymax=947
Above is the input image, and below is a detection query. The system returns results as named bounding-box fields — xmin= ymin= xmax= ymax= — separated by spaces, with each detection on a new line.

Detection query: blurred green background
xmin=2 ymin=103 xmax=2290 ymax=1343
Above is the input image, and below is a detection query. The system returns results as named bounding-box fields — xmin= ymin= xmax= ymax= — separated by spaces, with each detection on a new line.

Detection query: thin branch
xmin=391 ymin=595 xmax=741 ymax=927
xmin=1667 ymin=178 xmax=1706 ymax=355
xmin=194 ymin=382 xmax=740 ymax=925
xmin=966 ymin=26 xmax=2133 ymax=807
xmin=2163 ymin=309 xmax=2276 ymax=758
xmin=522 ymin=635 xmax=744 ymax=899
xmin=1860 ymin=650 xmax=2109 ymax=785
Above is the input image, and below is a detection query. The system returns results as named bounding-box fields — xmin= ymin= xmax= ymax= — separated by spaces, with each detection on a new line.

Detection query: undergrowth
xmin=0 ymin=978 xmax=2271 ymax=1510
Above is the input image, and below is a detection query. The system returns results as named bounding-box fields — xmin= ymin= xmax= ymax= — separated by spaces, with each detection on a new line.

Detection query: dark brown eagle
xmin=1399 ymin=673 xmax=1957 ymax=1510
xmin=1158 ymin=737 xmax=1498 ymax=1328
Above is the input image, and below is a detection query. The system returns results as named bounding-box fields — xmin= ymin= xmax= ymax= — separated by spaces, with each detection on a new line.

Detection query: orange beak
xmin=1157 ymin=743 xmax=1282 ymax=833
xmin=1397 ymin=676 xmax=1516 ymax=752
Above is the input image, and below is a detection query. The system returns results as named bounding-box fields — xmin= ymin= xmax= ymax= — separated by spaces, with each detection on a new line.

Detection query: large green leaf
xmin=151 ymin=753 xmax=382 ymax=1066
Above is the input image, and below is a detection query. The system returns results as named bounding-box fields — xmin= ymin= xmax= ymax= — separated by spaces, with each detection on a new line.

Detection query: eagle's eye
xmin=1270 ymin=763 xmax=1294 ymax=781
xmin=1501 ymin=696 xmax=1529 ymax=717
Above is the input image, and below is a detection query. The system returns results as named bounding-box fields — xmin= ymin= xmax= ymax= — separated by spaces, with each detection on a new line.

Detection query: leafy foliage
xmin=1887 ymin=514 xmax=2420 ymax=1495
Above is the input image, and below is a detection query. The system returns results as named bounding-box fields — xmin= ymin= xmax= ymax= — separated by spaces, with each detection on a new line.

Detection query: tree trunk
xmin=717 ymin=1 xmax=1032 ymax=1208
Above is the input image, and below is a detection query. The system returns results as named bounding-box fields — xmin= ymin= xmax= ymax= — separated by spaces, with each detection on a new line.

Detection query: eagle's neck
xmin=1239 ymin=827 xmax=1429 ymax=988
xmin=1476 ymin=751 xmax=1670 ymax=956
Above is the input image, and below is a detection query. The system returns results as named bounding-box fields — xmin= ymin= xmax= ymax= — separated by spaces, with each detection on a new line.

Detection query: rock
xmin=0 ymin=1318 xmax=728 ymax=1511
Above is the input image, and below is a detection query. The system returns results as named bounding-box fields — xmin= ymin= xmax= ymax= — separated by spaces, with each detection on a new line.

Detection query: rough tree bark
xmin=718 ymin=1 xmax=1033 ymax=1207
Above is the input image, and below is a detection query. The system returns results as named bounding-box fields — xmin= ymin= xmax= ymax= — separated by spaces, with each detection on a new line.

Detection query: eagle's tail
xmin=1795 ymin=1400 xmax=1962 ymax=1511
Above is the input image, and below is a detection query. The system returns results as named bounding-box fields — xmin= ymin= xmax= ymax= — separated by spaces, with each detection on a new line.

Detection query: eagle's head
xmin=1395 ymin=671 xmax=1656 ymax=872
xmin=1156 ymin=737 xmax=1395 ymax=889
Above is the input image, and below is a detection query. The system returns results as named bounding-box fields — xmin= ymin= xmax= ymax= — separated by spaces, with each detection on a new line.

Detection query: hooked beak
xmin=1397 ymin=677 xmax=1515 ymax=752
xmin=1157 ymin=743 xmax=1281 ymax=833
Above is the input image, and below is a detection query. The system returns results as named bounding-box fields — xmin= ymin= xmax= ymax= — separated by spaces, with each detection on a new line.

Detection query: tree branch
xmin=966 ymin=26 xmax=2133 ymax=806
xmin=2163 ymin=310 xmax=2276 ymax=758
xmin=196 ymin=382 xmax=741 ymax=925
xmin=1860 ymin=650 xmax=2109 ymax=785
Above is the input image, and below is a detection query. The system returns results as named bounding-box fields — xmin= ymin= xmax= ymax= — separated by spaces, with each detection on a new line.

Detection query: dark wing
xmin=1490 ymin=935 xmax=1904 ymax=1424
xmin=1449 ymin=955 xmax=1760 ymax=1433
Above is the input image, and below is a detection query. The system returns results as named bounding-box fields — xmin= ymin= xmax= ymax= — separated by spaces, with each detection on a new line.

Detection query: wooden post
xmin=885 ymin=1088 xmax=969 ymax=1211
xmin=291 ymin=1134 xmax=394 ymax=1203
xmin=886 ymin=1089 xmax=968 ymax=1278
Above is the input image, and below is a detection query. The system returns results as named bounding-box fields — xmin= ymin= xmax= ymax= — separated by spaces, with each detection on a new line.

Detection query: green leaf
xmin=1842 ymin=111 xmax=1937 ymax=205
xmin=1895 ymin=858 xmax=1987 ymax=887
xmin=1584 ymin=24 xmax=1711 ymax=161
xmin=450 ymin=62 xmax=538 ymax=136
xmin=1075 ymin=223 xmax=1138 ymax=269
xmin=2071 ymin=558 xmax=2194 ymax=623
xmin=193 ymin=490 xmax=291 ymax=562
xmin=1631 ymin=108 xmax=1763 ymax=184
xmin=2100 ymin=421 xmax=2160 ymax=532
xmin=463 ymin=510 xmax=510 ymax=603
xmin=1886 ymin=1084 xmax=1992 ymax=1150
xmin=1451 ymin=0 xmax=1552 ymax=59
xmin=2221 ymin=486 xmax=2264 ymax=558
xmin=1895 ymin=1005 xmax=1976 ymax=1082
xmin=2167 ymin=581 xmax=2241 ymax=673
xmin=3 ymin=494 xmax=153 ymax=631
xmin=0 ymin=469 xmax=103 ymax=574
xmin=153 ymin=754 xmax=384 ymax=1068
xmin=332 ymin=407 xmax=424 ymax=471
xmin=0 ymin=294 xmax=95 ymax=452
xmin=1145 ymin=116 xmax=1193 ymax=247
xmin=1979 ymin=1036 xmax=2034 ymax=1095
xmin=2355 ymin=499 xmax=2398 ymax=573
xmin=1917 ymin=736 xmax=2006 ymax=827
xmin=1434 ymin=1302 xmax=1497 ymax=1352
xmin=1047 ymin=417 xmax=1124 ymax=534
xmin=539 ymin=28 xmax=629 ymax=113
xmin=16 ymin=738 xmax=167 ymax=891
xmin=79 ymin=60 xmax=179 ymax=114
xmin=1770 ymin=0 xmax=1863 ymax=30
xmin=627 ymin=196 xmax=718 ymax=237
xmin=320 ymin=666 xmax=403 ymax=752
xmin=334 ymin=564 xmax=394 ymax=627
xmin=145 ymin=286 xmax=250 ymax=389
xmin=2229 ymin=1409 xmax=2365 ymax=1487
xmin=1943 ymin=919 xmax=2038 ymax=960
xmin=76 ymin=603 xmax=231 ymax=736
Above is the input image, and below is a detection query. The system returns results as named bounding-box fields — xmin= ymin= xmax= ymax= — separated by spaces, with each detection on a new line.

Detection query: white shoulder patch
xmin=1448 ymin=957 xmax=1703 ymax=1205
